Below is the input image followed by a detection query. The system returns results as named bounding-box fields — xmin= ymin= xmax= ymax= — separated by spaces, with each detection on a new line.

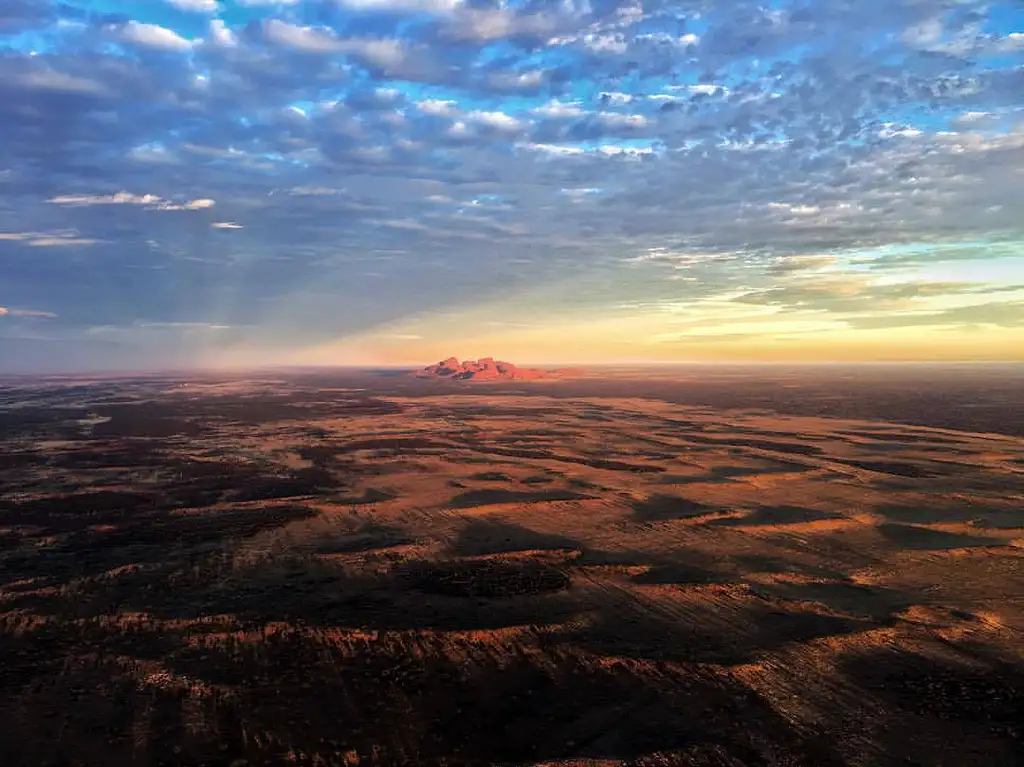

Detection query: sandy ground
xmin=0 ymin=371 xmax=1022 ymax=766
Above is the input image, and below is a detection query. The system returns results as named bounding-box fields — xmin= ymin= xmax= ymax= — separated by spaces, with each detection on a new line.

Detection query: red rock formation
xmin=414 ymin=357 xmax=579 ymax=381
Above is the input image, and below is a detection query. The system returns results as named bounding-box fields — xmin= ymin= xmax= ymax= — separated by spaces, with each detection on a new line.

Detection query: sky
xmin=1 ymin=0 xmax=1023 ymax=372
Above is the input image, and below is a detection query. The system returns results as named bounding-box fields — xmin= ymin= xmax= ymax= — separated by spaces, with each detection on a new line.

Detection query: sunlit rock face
xmin=415 ymin=357 xmax=579 ymax=380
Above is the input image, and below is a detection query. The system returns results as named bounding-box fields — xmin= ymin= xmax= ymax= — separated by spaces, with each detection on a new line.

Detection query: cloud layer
xmin=1 ymin=0 xmax=1022 ymax=370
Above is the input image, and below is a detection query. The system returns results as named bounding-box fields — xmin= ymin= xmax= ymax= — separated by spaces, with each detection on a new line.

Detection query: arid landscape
xmin=1 ymin=365 xmax=1022 ymax=767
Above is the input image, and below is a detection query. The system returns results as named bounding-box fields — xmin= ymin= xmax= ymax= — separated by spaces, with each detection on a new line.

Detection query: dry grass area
xmin=1 ymin=370 xmax=1022 ymax=766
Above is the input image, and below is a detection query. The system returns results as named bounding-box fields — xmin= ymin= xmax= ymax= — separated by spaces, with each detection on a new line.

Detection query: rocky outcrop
xmin=414 ymin=357 xmax=579 ymax=381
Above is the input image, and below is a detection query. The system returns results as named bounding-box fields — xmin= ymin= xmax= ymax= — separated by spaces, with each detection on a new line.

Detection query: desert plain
xmin=0 ymin=364 xmax=1022 ymax=766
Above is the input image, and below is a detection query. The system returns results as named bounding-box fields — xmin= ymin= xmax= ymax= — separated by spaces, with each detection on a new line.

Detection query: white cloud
xmin=120 ymin=21 xmax=194 ymax=51
xmin=600 ymin=91 xmax=633 ymax=105
xmin=997 ymin=32 xmax=1024 ymax=52
xmin=48 ymin=192 xmax=162 ymax=206
xmin=531 ymin=100 xmax=583 ymax=118
xmin=335 ymin=0 xmax=462 ymax=13
xmin=488 ymin=69 xmax=545 ymax=90
xmin=0 ymin=306 xmax=57 ymax=318
xmin=287 ymin=186 xmax=345 ymax=196
xmin=264 ymin=21 xmax=343 ymax=53
xmin=166 ymin=0 xmax=219 ymax=12
xmin=598 ymin=112 xmax=648 ymax=129
xmin=417 ymin=99 xmax=458 ymax=116
xmin=0 ymin=231 xmax=99 ymax=246
xmin=443 ymin=8 xmax=561 ymax=43
xmin=878 ymin=124 xmax=923 ymax=139
xmin=13 ymin=69 xmax=111 ymax=96
xmin=47 ymin=192 xmax=214 ymax=211
xmin=207 ymin=20 xmax=237 ymax=47
xmin=128 ymin=144 xmax=179 ymax=164
xmin=263 ymin=21 xmax=406 ymax=69
xmin=355 ymin=39 xmax=406 ymax=69
xmin=767 ymin=202 xmax=820 ymax=217
xmin=27 ymin=237 xmax=100 ymax=247
xmin=517 ymin=142 xmax=585 ymax=156
xmin=153 ymin=198 xmax=217 ymax=211
xmin=578 ymin=34 xmax=628 ymax=54
xmin=467 ymin=110 xmax=520 ymax=131
xmin=668 ymin=84 xmax=729 ymax=96
xmin=959 ymin=111 xmax=991 ymax=122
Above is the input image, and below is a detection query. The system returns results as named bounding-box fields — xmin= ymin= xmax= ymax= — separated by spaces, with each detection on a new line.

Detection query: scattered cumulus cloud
xmin=1 ymin=0 xmax=1023 ymax=370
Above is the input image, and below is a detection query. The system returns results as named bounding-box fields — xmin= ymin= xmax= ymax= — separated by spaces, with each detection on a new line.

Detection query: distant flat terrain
xmin=0 ymin=369 xmax=1022 ymax=766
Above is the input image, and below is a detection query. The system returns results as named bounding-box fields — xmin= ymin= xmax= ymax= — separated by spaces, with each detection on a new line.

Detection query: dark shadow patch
xmin=655 ymin=472 xmax=718 ymax=485
xmin=468 ymin=471 xmax=514 ymax=481
xmin=750 ymin=580 xmax=911 ymax=621
xmin=326 ymin=437 xmax=446 ymax=455
xmin=451 ymin=519 xmax=580 ymax=557
xmin=398 ymin=558 xmax=571 ymax=599
xmin=568 ymin=477 xmax=609 ymax=491
xmin=709 ymin=506 xmax=844 ymax=527
xmin=564 ymin=600 xmax=863 ymax=667
xmin=522 ymin=474 xmax=556 ymax=485
xmin=1 ymin=490 xmax=158 ymax=532
xmin=971 ymin=514 xmax=1024 ymax=530
xmin=95 ymin=396 xmax=404 ymax=428
xmin=878 ymin=504 xmax=1024 ymax=530
xmin=682 ymin=434 xmax=825 ymax=456
xmin=631 ymin=494 xmax=720 ymax=522
xmin=0 ymin=505 xmax=317 ymax=589
xmin=334 ymin=487 xmax=397 ymax=505
xmin=840 ymin=649 xmax=1023 ymax=761
xmin=710 ymin=462 xmax=809 ymax=478
xmin=876 ymin=504 xmax=978 ymax=525
xmin=562 ymin=609 xmax=753 ymax=665
xmin=311 ymin=522 xmax=413 ymax=555
xmin=877 ymin=523 xmax=1004 ymax=550
xmin=447 ymin=488 xmax=594 ymax=509
xmin=632 ymin=562 xmax=726 ymax=585
xmin=112 ymin=627 xmax=847 ymax=766
xmin=0 ymin=407 xmax=93 ymax=439
xmin=92 ymin=415 xmax=206 ymax=438
xmin=159 ymin=461 xmax=340 ymax=507
xmin=837 ymin=430 xmax=964 ymax=445
xmin=657 ymin=462 xmax=809 ymax=486
xmin=228 ymin=470 xmax=334 ymax=502
xmin=732 ymin=554 xmax=847 ymax=581
xmin=0 ymin=451 xmax=48 ymax=470
xmin=458 ymin=443 xmax=666 ymax=474
xmin=840 ymin=460 xmax=944 ymax=478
